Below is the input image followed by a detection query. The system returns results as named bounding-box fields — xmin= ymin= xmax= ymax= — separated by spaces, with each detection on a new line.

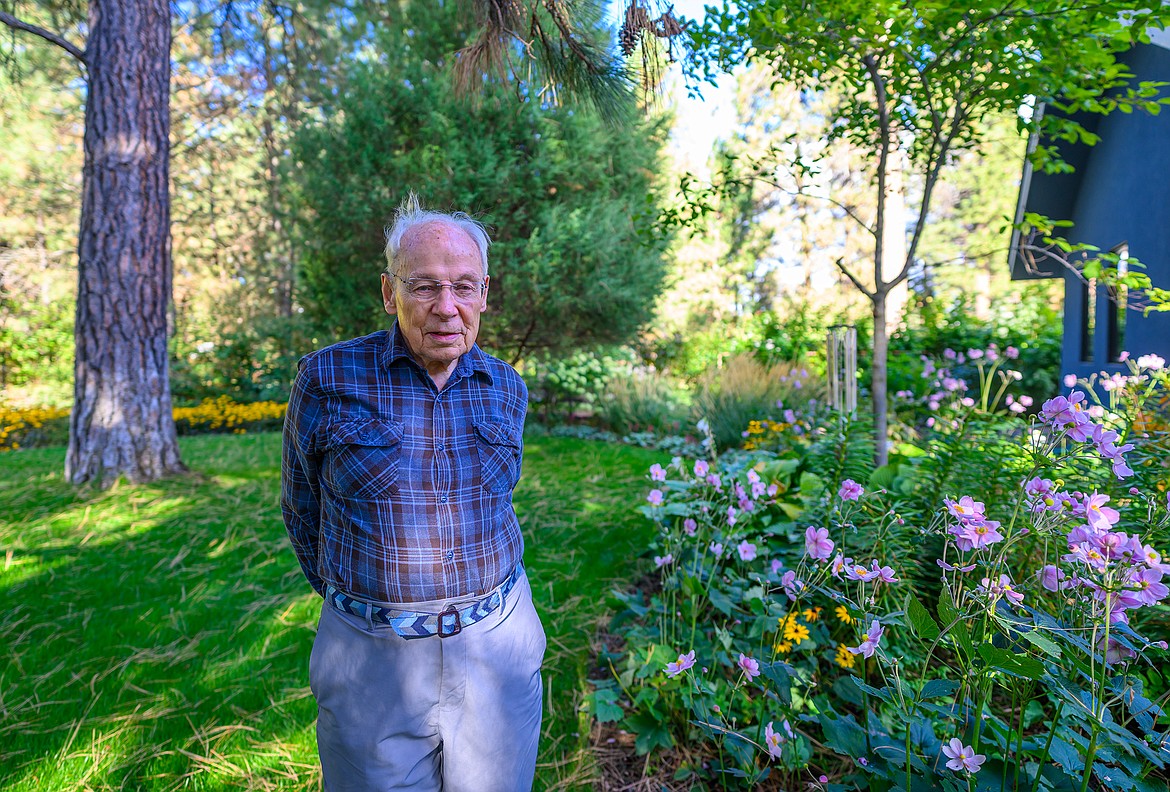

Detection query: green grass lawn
xmin=0 ymin=433 xmax=662 ymax=791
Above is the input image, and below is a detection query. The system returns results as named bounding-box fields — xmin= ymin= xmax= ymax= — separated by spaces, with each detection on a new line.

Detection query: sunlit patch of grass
xmin=515 ymin=437 xmax=663 ymax=790
xmin=0 ymin=431 xmax=662 ymax=790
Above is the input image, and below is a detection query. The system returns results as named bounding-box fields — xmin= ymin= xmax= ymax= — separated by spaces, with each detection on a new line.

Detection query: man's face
xmin=382 ymin=221 xmax=488 ymax=381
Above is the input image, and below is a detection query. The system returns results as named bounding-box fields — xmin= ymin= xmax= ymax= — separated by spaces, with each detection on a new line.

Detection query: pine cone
xmin=619 ymin=1 xmax=651 ymax=56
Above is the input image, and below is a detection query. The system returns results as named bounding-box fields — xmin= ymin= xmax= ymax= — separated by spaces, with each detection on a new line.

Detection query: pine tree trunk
xmin=66 ymin=0 xmax=184 ymax=486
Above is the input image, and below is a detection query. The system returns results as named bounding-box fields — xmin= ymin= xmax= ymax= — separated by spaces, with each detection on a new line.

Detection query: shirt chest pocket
xmin=473 ymin=420 xmax=522 ymax=494
xmin=324 ymin=419 xmax=405 ymax=499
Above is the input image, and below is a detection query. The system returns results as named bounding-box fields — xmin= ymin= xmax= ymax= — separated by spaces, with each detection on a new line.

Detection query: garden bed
xmin=586 ymin=351 xmax=1170 ymax=791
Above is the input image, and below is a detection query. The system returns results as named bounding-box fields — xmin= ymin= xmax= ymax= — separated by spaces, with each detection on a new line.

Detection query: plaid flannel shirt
xmin=281 ymin=324 xmax=527 ymax=603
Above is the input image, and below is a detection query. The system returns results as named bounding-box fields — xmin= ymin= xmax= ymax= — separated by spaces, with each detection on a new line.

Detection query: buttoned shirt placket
xmin=431 ymin=373 xmax=455 ymax=594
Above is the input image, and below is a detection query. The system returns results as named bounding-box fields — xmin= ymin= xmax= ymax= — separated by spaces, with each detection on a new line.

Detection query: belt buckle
xmin=437 ymin=604 xmax=462 ymax=638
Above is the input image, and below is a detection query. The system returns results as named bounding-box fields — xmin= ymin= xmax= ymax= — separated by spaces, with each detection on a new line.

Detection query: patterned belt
xmin=325 ymin=564 xmax=523 ymax=639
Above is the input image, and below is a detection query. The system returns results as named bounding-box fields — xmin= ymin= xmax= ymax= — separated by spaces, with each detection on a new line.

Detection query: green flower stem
xmin=1013 ymin=683 xmax=1029 ymax=792
xmin=991 ymin=375 xmax=1013 ymax=414
xmin=971 ymin=682 xmax=987 ymax=757
xmin=859 ymin=654 xmax=878 ymax=767
xmin=1080 ymin=592 xmax=1114 ymax=792
xmin=977 ymin=361 xmax=992 ymax=414
xmin=1079 ymin=727 xmax=1101 ymax=792
xmin=689 ymin=547 xmax=720 ymax=648
xmin=1028 ymin=700 xmax=1065 ymax=792
xmin=889 ymin=661 xmax=914 ymax=792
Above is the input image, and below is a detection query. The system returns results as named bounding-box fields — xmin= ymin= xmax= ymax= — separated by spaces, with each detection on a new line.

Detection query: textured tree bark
xmin=66 ymin=0 xmax=185 ymax=486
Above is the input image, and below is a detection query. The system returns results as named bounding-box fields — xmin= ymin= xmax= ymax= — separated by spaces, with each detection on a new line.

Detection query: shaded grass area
xmin=0 ymin=433 xmax=661 ymax=790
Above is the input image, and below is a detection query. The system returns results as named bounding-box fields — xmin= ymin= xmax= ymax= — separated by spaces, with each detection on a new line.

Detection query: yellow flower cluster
xmin=774 ymin=612 xmax=811 ymax=654
xmin=834 ymin=644 xmax=857 ymax=669
xmin=2 ymin=396 xmax=287 ymax=451
xmin=172 ymin=396 xmax=286 ymax=434
xmin=742 ymin=419 xmax=790 ymax=451
xmin=0 ymin=405 xmax=70 ymax=451
xmin=744 ymin=419 xmax=786 ymax=436
xmin=773 ymin=607 xmax=862 ymax=669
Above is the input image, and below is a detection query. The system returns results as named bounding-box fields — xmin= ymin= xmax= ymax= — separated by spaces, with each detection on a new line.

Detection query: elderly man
xmin=281 ymin=195 xmax=544 ymax=791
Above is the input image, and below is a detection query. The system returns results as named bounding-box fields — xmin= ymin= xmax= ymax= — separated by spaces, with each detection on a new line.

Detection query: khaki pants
xmin=310 ymin=570 xmax=546 ymax=791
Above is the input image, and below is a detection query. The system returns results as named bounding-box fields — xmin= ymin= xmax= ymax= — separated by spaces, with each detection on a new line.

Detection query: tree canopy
xmin=293 ymin=6 xmax=672 ymax=363
xmin=689 ymin=0 xmax=1170 ymax=463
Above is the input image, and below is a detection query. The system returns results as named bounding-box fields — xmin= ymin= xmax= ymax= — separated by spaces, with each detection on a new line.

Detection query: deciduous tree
xmin=691 ymin=0 xmax=1170 ymax=464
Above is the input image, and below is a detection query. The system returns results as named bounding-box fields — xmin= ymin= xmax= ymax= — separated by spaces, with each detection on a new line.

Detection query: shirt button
xmin=437 ymin=443 xmax=445 ymax=451
xmin=446 ymin=550 xmax=454 ymax=560
xmin=439 ymin=495 xmax=448 ymax=504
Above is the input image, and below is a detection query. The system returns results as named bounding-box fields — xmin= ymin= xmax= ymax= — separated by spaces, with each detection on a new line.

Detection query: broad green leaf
xmin=832 ymin=675 xmax=865 ymax=707
xmin=708 ymin=586 xmax=735 ymax=616
xmin=977 ymin=645 xmax=1045 ymax=681
xmin=1047 ymin=737 xmax=1085 ymax=776
xmin=760 ymin=660 xmax=794 ymax=704
xmin=1093 ymin=760 xmax=1137 ymax=791
xmin=589 ymin=688 xmax=623 ymax=723
xmin=632 ymin=686 xmax=660 ymax=709
xmin=1020 ymin=629 xmax=1062 ymax=658
xmin=894 ymin=442 xmax=928 ymax=458
xmin=818 ymin=711 xmax=869 ymax=759
xmin=851 ymin=677 xmax=893 ymax=703
xmin=633 ymin=724 xmax=673 ymax=756
xmin=714 ymin=625 xmax=734 ymax=650
xmin=906 ymin=595 xmax=940 ymax=642
xmin=920 ymin=678 xmax=959 ymax=700
xmin=869 ymin=464 xmax=898 ymax=488
xmin=939 ymin=590 xmax=972 ymax=650
xmin=778 ymin=501 xmax=804 ymax=519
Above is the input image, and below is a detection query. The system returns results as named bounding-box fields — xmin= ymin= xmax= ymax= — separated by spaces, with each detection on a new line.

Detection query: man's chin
xmin=421 ymin=341 xmax=466 ymax=360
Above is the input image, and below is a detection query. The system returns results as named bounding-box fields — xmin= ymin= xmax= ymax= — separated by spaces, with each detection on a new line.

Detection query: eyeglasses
xmin=392 ymin=275 xmax=486 ymax=303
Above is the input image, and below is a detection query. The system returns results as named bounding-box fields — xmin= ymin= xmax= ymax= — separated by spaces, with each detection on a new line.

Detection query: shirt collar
xmin=381 ymin=322 xmax=494 ymax=385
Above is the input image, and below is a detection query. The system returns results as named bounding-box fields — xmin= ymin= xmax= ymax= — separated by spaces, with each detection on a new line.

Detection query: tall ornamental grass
xmin=695 ymin=354 xmax=822 ymax=451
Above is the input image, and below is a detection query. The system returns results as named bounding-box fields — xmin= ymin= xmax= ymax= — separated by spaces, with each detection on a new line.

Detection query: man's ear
xmin=381 ymin=273 xmax=398 ymax=315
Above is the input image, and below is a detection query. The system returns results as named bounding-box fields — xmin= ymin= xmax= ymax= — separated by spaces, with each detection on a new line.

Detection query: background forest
xmin=0 ymin=0 xmax=1061 ymax=422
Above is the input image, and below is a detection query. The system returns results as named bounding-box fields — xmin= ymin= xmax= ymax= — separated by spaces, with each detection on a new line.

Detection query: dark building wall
xmin=1034 ymin=44 xmax=1170 ymax=379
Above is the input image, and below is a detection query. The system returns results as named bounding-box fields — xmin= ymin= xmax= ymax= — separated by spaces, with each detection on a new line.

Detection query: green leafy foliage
xmin=685 ymin=0 xmax=1170 ymax=460
xmin=597 ymin=355 xmax=1170 ymax=789
xmin=292 ymin=4 xmax=670 ymax=363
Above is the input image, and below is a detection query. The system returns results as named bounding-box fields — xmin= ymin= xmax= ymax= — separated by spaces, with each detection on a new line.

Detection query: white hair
xmin=383 ymin=192 xmax=491 ymax=278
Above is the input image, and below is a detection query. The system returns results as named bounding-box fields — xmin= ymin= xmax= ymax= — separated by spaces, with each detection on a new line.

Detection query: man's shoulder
xmin=473 ymin=347 xmax=527 ymax=397
xmin=298 ymin=331 xmax=387 ymax=374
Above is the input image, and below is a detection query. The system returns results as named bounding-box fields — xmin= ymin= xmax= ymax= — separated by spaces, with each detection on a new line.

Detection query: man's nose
xmin=431 ymin=287 xmax=458 ymax=316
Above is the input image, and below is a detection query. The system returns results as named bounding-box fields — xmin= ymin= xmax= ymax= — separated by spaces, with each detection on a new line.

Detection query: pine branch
xmin=0 ymin=10 xmax=86 ymax=65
